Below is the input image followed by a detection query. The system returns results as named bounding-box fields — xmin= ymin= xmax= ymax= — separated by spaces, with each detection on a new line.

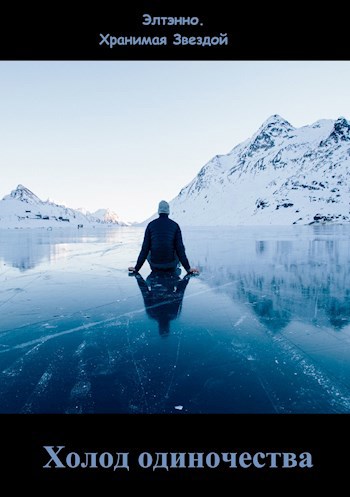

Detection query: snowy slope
xmin=77 ymin=207 xmax=128 ymax=225
xmin=0 ymin=185 xmax=128 ymax=228
xmin=91 ymin=208 xmax=126 ymax=224
xmin=146 ymin=115 xmax=350 ymax=226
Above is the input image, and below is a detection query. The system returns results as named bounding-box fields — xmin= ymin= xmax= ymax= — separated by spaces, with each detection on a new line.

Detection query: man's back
xmin=134 ymin=213 xmax=190 ymax=272
xmin=129 ymin=200 xmax=198 ymax=275
xmin=147 ymin=215 xmax=179 ymax=265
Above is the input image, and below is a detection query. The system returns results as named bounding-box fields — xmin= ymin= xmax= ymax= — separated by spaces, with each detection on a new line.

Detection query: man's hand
xmin=128 ymin=267 xmax=137 ymax=272
xmin=188 ymin=268 xmax=200 ymax=274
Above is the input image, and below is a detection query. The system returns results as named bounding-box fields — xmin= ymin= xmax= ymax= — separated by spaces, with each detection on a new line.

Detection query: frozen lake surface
xmin=1 ymin=225 xmax=350 ymax=413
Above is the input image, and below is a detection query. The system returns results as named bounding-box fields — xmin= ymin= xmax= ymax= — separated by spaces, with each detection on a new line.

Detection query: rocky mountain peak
xmin=320 ymin=116 xmax=350 ymax=146
xmin=244 ymin=115 xmax=295 ymax=156
xmin=258 ymin=114 xmax=295 ymax=135
xmin=4 ymin=184 xmax=42 ymax=204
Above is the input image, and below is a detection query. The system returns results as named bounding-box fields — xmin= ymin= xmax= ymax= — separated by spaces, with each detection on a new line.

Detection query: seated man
xmin=128 ymin=200 xmax=199 ymax=274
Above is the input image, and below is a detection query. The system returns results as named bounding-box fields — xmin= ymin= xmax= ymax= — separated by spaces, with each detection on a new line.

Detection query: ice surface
xmin=0 ymin=225 xmax=350 ymax=413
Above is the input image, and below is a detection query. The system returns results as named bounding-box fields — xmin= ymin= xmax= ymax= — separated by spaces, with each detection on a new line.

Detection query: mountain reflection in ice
xmin=188 ymin=225 xmax=350 ymax=334
xmin=0 ymin=225 xmax=350 ymax=413
xmin=0 ymin=228 xmax=130 ymax=271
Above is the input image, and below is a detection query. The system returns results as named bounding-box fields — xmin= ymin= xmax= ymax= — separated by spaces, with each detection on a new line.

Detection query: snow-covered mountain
xmin=147 ymin=115 xmax=350 ymax=226
xmin=0 ymin=185 xmax=128 ymax=228
xmin=82 ymin=208 xmax=126 ymax=225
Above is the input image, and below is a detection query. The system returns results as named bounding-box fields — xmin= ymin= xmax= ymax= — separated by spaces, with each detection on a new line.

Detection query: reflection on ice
xmin=0 ymin=225 xmax=350 ymax=413
xmin=132 ymin=271 xmax=191 ymax=336
xmin=0 ymin=228 xmax=135 ymax=272
xmin=189 ymin=225 xmax=350 ymax=334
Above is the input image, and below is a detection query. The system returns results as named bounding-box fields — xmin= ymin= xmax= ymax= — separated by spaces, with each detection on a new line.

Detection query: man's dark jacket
xmin=135 ymin=214 xmax=190 ymax=272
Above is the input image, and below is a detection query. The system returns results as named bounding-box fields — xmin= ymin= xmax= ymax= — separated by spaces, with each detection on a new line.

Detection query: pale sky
xmin=1 ymin=61 xmax=350 ymax=222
